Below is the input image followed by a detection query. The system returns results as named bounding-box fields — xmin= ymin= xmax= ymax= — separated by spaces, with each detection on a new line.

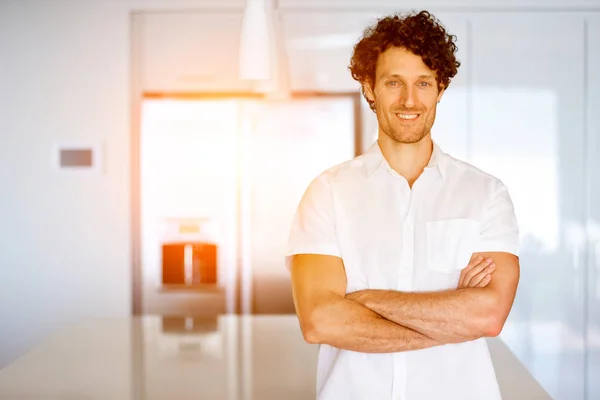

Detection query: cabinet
xmin=247 ymin=97 xmax=357 ymax=313
xmin=469 ymin=13 xmax=587 ymax=400
xmin=280 ymin=11 xmax=379 ymax=92
xmin=139 ymin=12 xmax=254 ymax=93
xmin=586 ymin=14 xmax=600 ymax=400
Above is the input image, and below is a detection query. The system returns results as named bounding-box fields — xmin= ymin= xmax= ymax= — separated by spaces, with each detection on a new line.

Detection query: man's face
xmin=364 ymin=46 xmax=445 ymax=144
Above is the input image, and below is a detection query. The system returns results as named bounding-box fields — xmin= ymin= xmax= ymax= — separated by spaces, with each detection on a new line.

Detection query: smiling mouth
xmin=395 ymin=113 xmax=420 ymax=121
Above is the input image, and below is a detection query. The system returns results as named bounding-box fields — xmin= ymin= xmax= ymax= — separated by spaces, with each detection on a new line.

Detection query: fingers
xmin=466 ymin=254 xmax=484 ymax=270
xmin=458 ymin=255 xmax=484 ymax=287
xmin=460 ymin=256 xmax=496 ymax=288
xmin=476 ymin=273 xmax=492 ymax=288
xmin=466 ymin=259 xmax=495 ymax=287
xmin=459 ymin=255 xmax=485 ymax=287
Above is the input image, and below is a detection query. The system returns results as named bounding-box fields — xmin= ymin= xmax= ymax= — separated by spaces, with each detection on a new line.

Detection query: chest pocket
xmin=425 ymin=218 xmax=480 ymax=277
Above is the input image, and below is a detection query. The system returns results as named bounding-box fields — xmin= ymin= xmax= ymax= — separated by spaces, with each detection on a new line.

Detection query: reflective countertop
xmin=0 ymin=316 xmax=551 ymax=400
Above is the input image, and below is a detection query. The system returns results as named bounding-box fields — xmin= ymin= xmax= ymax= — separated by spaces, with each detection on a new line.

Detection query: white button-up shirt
xmin=286 ymin=141 xmax=519 ymax=400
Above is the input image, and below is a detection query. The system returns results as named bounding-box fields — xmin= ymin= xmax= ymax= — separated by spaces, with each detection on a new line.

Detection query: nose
xmin=399 ymin=85 xmax=416 ymax=109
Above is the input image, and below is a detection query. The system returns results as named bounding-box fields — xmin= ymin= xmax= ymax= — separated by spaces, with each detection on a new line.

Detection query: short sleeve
xmin=285 ymin=173 xmax=341 ymax=271
xmin=473 ymin=180 xmax=520 ymax=256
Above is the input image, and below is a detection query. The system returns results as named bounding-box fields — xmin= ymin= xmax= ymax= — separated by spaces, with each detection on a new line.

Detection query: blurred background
xmin=0 ymin=0 xmax=599 ymax=399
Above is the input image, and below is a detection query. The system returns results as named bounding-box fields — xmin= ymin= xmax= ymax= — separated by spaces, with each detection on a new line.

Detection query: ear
xmin=363 ymin=79 xmax=376 ymax=103
xmin=437 ymin=84 xmax=446 ymax=103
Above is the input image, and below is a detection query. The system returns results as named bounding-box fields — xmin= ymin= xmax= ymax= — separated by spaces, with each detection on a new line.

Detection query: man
xmin=286 ymin=10 xmax=520 ymax=400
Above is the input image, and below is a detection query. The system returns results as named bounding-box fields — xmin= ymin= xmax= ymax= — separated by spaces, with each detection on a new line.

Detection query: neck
xmin=377 ymin=133 xmax=433 ymax=186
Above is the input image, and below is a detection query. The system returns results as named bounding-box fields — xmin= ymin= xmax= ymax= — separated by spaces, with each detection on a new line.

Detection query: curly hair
xmin=349 ymin=11 xmax=460 ymax=111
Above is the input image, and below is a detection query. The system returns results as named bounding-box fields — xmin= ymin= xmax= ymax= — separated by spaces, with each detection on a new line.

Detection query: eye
xmin=419 ymin=82 xmax=431 ymax=87
xmin=387 ymin=81 xmax=398 ymax=86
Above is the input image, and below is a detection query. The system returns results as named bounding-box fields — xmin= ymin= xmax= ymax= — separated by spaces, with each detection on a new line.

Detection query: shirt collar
xmin=364 ymin=139 xmax=447 ymax=182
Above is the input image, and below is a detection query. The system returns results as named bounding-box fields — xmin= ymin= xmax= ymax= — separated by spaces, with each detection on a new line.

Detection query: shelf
xmin=158 ymin=284 xmax=225 ymax=294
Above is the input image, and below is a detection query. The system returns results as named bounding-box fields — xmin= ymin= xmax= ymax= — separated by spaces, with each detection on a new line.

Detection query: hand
xmin=458 ymin=255 xmax=495 ymax=288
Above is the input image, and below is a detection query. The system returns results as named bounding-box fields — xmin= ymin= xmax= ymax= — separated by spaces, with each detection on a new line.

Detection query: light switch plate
xmin=52 ymin=140 xmax=103 ymax=175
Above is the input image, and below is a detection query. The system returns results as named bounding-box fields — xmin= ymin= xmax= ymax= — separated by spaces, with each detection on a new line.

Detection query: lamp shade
xmin=239 ymin=0 xmax=271 ymax=80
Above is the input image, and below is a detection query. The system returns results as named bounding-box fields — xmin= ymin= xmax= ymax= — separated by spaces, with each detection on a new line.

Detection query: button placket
xmin=398 ymin=186 xmax=416 ymax=292
xmin=392 ymin=185 xmax=415 ymax=400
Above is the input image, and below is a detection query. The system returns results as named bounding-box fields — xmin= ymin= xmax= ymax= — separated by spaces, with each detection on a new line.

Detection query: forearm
xmin=349 ymin=289 xmax=497 ymax=342
xmin=308 ymin=294 xmax=444 ymax=353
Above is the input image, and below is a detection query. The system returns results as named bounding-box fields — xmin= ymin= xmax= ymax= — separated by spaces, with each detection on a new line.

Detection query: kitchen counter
xmin=0 ymin=315 xmax=551 ymax=400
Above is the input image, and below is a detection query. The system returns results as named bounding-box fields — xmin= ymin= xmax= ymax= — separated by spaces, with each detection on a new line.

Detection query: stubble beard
xmin=377 ymin=107 xmax=431 ymax=145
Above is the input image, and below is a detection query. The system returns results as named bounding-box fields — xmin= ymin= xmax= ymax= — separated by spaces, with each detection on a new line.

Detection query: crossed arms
xmin=290 ymin=252 xmax=520 ymax=353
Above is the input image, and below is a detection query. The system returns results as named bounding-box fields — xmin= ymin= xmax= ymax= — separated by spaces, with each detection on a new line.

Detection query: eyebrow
xmin=383 ymin=74 xmax=435 ymax=80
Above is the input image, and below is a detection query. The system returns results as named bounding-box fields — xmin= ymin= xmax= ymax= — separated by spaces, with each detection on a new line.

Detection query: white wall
xmin=0 ymin=0 xmax=128 ymax=368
